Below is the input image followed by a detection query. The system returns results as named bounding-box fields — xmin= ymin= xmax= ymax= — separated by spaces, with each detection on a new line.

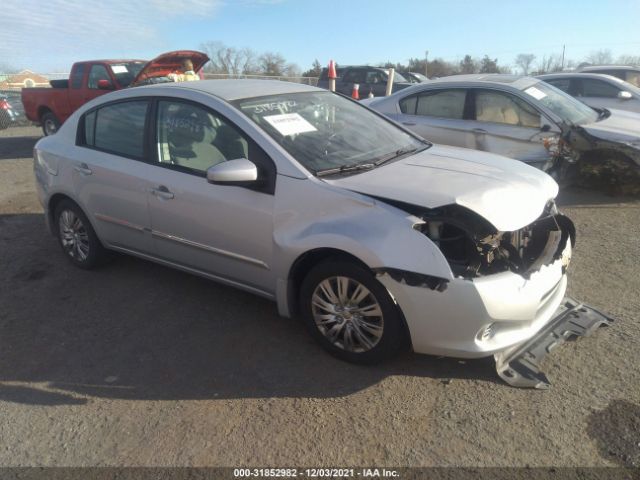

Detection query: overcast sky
xmin=3 ymin=0 xmax=640 ymax=73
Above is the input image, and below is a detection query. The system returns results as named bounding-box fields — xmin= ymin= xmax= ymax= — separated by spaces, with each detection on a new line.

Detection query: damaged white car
xmin=33 ymin=80 xmax=611 ymax=388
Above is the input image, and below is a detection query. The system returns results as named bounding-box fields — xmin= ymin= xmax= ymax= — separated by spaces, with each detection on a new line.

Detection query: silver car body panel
xmin=34 ymin=79 xmax=576 ymax=360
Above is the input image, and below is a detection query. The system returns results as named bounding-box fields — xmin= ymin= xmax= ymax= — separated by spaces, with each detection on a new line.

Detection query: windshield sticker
xmin=111 ymin=65 xmax=128 ymax=74
xmin=264 ymin=113 xmax=317 ymax=136
xmin=524 ymin=86 xmax=547 ymax=100
xmin=251 ymin=101 xmax=297 ymax=114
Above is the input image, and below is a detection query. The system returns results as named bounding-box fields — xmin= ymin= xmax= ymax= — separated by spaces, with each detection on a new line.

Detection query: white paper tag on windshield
xmin=111 ymin=65 xmax=128 ymax=74
xmin=524 ymin=86 xmax=547 ymax=100
xmin=264 ymin=113 xmax=317 ymax=136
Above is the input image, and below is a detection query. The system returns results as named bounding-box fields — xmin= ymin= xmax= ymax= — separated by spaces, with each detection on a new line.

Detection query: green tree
xmin=479 ymin=55 xmax=499 ymax=73
xmin=459 ymin=55 xmax=477 ymax=74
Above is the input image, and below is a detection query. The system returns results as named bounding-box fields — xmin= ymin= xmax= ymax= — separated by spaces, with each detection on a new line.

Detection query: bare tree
xmin=259 ymin=52 xmax=288 ymax=76
xmin=0 ymin=62 xmax=19 ymax=74
xmin=536 ymin=54 xmax=563 ymax=74
xmin=617 ymin=54 xmax=640 ymax=65
xmin=514 ymin=53 xmax=536 ymax=75
xmin=200 ymin=41 xmax=257 ymax=75
xmin=586 ymin=49 xmax=613 ymax=65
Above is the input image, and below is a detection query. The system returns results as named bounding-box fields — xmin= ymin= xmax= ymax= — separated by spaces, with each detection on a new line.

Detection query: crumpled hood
xmin=581 ymin=109 xmax=640 ymax=142
xmin=326 ymin=144 xmax=559 ymax=231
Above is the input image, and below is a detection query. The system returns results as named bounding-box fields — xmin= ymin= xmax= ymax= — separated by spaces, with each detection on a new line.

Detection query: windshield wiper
xmin=374 ymin=145 xmax=424 ymax=166
xmin=315 ymin=163 xmax=376 ymax=177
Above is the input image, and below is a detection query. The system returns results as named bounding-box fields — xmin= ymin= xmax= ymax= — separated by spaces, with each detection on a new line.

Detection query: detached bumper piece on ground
xmin=495 ymin=297 xmax=614 ymax=389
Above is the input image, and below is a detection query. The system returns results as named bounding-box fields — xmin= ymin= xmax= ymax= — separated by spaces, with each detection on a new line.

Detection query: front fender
xmin=272 ymin=176 xmax=454 ymax=315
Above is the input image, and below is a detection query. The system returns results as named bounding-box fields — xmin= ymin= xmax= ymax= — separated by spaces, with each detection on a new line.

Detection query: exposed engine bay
xmin=413 ymin=202 xmax=575 ymax=279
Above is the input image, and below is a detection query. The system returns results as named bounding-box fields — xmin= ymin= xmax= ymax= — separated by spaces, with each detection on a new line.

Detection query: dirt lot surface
xmin=0 ymin=126 xmax=639 ymax=468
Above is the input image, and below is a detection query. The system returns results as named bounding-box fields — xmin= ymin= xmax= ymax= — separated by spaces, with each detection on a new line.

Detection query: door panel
xmin=73 ymin=149 xmax=154 ymax=253
xmin=74 ymin=99 xmax=154 ymax=253
xmin=146 ymin=170 xmax=275 ymax=292
xmin=470 ymin=89 xmax=556 ymax=170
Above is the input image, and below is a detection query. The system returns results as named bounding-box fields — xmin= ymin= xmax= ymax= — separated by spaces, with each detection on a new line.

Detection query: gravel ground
xmin=0 ymin=126 xmax=639 ymax=468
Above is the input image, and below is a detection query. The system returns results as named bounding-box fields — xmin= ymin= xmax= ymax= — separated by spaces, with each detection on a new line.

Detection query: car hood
xmin=326 ymin=145 xmax=559 ymax=231
xmin=132 ymin=50 xmax=209 ymax=86
xmin=581 ymin=108 xmax=640 ymax=142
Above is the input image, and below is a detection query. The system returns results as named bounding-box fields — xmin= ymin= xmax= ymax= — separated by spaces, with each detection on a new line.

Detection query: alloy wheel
xmin=311 ymin=276 xmax=384 ymax=353
xmin=58 ymin=209 xmax=90 ymax=261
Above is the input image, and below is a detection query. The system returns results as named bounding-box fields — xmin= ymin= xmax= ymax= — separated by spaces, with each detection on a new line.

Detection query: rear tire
xmin=300 ymin=259 xmax=407 ymax=364
xmin=41 ymin=111 xmax=60 ymax=136
xmin=54 ymin=200 xmax=108 ymax=269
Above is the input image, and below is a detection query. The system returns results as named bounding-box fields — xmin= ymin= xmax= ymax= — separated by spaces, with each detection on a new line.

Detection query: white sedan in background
xmin=33 ymin=80 xmax=611 ymax=388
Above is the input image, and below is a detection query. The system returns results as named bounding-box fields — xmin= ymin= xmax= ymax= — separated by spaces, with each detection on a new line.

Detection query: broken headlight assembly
xmin=414 ymin=203 xmax=575 ymax=279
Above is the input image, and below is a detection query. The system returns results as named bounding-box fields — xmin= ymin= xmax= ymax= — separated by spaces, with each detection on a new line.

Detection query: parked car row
xmin=32 ymin=78 xmax=613 ymax=387
xmin=363 ymin=73 xmax=640 ymax=193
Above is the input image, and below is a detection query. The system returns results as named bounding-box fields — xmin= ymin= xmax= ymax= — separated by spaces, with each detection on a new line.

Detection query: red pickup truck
xmin=22 ymin=50 xmax=208 ymax=136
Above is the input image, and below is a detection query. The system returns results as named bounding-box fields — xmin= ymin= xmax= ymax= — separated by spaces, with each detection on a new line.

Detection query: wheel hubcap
xmin=311 ymin=276 xmax=384 ymax=353
xmin=45 ymin=119 xmax=57 ymax=135
xmin=59 ymin=210 xmax=89 ymax=261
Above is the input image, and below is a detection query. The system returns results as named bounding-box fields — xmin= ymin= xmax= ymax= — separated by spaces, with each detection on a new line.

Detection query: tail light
xmin=0 ymin=99 xmax=10 ymax=110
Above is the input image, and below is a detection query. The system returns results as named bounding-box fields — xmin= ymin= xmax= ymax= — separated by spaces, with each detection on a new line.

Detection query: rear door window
xmin=70 ymin=63 xmax=86 ymax=89
xmin=580 ymin=79 xmax=620 ymax=98
xmin=83 ymin=100 xmax=149 ymax=158
xmin=413 ymin=89 xmax=466 ymax=119
xmin=343 ymin=69 xmax=365 ymax=84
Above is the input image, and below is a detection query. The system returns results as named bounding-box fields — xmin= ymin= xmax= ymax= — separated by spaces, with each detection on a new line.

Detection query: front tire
xmin=300 ymin=259 xmax=407 ymax=364
xmin=41 ymin=111 xmax=60 ymax=136
xmin=54 ymin=200 xmax=107 ymax=269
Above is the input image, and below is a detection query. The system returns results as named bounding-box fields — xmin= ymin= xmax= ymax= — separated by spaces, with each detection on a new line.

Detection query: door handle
xmin=402 ymin=122 xmax=416 ymax=126
xmin=150 ymin=185 xmax=174 ymax=200
xmin=472 ymin=128 xmax=488 ymax=134
xmin=73 ymin=162 xmax=92 ymax=175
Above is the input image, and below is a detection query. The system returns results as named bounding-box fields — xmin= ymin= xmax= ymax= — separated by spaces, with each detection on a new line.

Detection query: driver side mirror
xmin=617 ymin=91 xmax=633 ymax=100
xmin=206 ymin=158 xmax=257 ymax=185
xmin=97 ymin=79 xmax=114 ymax=90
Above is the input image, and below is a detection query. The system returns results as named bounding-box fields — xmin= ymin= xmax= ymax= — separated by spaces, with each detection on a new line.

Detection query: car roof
xmin=416 ymin=73 xmax=538 ymax=89
xmin=138 ymin=79 xmax=323 ymax=101
xmin=537 ymin=72 xmax=623 ymax=81
xmin=579 ymin=65 xmax=640 ymax=72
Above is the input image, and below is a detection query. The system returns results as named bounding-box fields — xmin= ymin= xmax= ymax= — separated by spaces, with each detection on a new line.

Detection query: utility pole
xmin=561 ymin=44 xmax=566 ymax=70
xmin=425 ymin=50 xmax=429 ymax=78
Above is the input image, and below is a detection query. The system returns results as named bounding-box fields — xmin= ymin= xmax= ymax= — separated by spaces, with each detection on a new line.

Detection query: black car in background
xmin=317 ymin=65 xmax=412 ymax=97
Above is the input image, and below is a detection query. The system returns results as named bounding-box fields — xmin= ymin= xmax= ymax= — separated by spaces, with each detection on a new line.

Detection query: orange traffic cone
xmin=352 ymin=83 xmax=360 ymax=100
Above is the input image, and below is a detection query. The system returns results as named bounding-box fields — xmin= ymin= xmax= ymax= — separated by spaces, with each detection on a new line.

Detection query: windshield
xmin=522 ymin=81 xmax=598 ymax=125
xmin=110 ymin=62 xmax=146 ymax=87
xmin=234 ymin=91 xmax=427 ymax=175
xmin=387 ymin=70 xmax=408 ymax=83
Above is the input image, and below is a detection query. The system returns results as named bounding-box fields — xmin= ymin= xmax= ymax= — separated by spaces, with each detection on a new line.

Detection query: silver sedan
xmin=537 ymin=72 xmax=640 ymax=114
xmin=33 ymin=79 xmax=608 ymax=387
xmin=364 ymin=74 xmax=640 ymax=184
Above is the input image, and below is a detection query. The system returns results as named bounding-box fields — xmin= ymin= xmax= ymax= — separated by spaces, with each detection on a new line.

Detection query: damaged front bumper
xmin=494 ymin=297 xmax=613 ymax=389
